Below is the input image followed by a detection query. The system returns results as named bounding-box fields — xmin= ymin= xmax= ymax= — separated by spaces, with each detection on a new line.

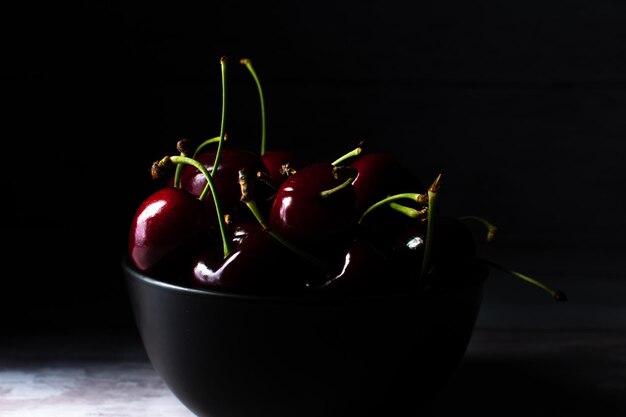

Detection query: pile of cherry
xmin=127 ymin=57 xmax=566 ymax=300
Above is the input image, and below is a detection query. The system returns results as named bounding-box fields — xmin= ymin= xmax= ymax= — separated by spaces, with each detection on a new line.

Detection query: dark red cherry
xmin=350 ymin=152 xmax=424 ymax=213
xmin=355 ymin=211 xmax=419 ymax=258
xmin=268 ymin=162 xmax=357 ymax=258
xmin=388 ymin=220 xmax=427 ymax=278
xmin=190 ymin=228 xmax=311 ymax=295
xmin=391 ymin=215 xmax=476 ymax=283
xmin=176 ymin=147 xmax=267 ymax=220
xmin=128 ymin=187 xmax=208 ymax=277
xmin=350 ymin=152 xmax=426 ymax=249
xmin=315 ymin=239 xmax=392 ymax=295
xmin=227 ymin=219 xmax=264 ymax=247
xmin=261 ymin=149 xmax=299 ymax=187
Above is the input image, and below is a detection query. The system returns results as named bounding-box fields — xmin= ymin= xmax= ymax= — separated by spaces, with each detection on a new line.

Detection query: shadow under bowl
xmin=123 ymin=257 xmax=488 ymax=417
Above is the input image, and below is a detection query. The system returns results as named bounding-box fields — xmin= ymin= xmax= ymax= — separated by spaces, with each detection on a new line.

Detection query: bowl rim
xmin=122 ymin=256 xmax=489 ymax=304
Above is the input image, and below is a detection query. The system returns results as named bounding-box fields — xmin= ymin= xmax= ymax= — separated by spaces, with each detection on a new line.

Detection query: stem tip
xmin=430 ymin=173 xmax=442 ymax=193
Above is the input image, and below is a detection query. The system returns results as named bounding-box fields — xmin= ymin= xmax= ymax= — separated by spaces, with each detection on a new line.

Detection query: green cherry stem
xmin=168 ymin=155 xmax=232 ymax=258
xmin=331 ymin=146 xmax=362 ymax=166
xmin=358 ymin=193 xmax=428 ymax=223
xmin=238 ymin=170 xmax=328 ymax=270
xmin=193 ymin=135 xmax=223 ymax=159
xmin=173 ymin=138 xmax=193 ymax=189
xmin=240 ymin=58 xmax=267 ymax=155
xmin=319 ymin=177 xmax=355 ymax=198
xmin=419 ymin=173 xmax=442 ymax=280
xmin=479 ymin=258 xmax=568 ymax=302
xmin=174 ymin=135 xmax=223 ymax=192
xmin=212 ymin=56 xmax=228 ymax=176
xmin=388 ymin=202 xmax=428 ymax=219
xmin=459 ymin=215 xmax=498 ymax=242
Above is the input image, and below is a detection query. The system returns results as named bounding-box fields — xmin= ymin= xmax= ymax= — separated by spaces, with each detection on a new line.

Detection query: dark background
xmin=2 ymin=1 xmax=625 ymax=332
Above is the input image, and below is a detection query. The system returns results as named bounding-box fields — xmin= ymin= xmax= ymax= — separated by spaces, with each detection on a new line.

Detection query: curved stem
xmin=212 ymin=56 xmax=228 ymax=176
xmin=176 ymin=136 xmax=220 ymax=188
xmin=358 ymin=193 xmax=427 ymax=223
xmin=319 ymin=177 xmax=355 ymax=198
xmin=478 ymin=258 xmax=567 ymax=302
xmin=419 ymin=173 xmax=442 ymax=280
xmin=388 ymin=202 xmax=428 ymax=219
xmin=240 ymin=58 xmax=266 ymax=155
xmin=174 ymin=152 xmax=184 ymax=189
xmin=193 ymin=136 xmax=222 ymax=159
xmin=173 ymin=138 xmax=193 ymax=189
xmin=459 ymin=215 xmax=498 ymax=242
xmin=170 ymin=155 xmax=232 ymax=258
xmin=331 ymin=146 xmax=362 ymax=166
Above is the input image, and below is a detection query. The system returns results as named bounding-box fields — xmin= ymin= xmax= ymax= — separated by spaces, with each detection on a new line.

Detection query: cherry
xmin=383 ymin=175 xmax=466 ymax=288
xmin=227 ymin=218 xmax=264 ymax=247
xmin=388 ymin=220 xmax=427 ymax=278
xmin=355 ymin=191 xmax=428 ymax=255
xmin=128 ymin=186 xmax=208 ymax=277
xmin=260 ymin=149 xmax=300 ymax=187
xmin=314 ymin=239 xmax=393 ymax=295
xmin=350 ymin=151 xmax=424 ymax=214
xmin=190 ymin=228 xmax=311 ymax=295
xmin=268 ymin=162 xmax=358 ymax=259
xmin=177 ymin=146 xmax=268 ymax=221
xmin=129 ymin=154 xmax=233 ymax=277
xmin=190 ymin=171 xmax=324 ymax=294
xmin=348 ymin=152 xmax=427 ymax=251
xmin=389 ymin=215 xmax=476 ymax=289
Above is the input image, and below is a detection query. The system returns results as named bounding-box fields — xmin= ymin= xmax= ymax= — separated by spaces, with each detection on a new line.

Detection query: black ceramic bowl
xmin=123 ymin=257 xmax=488 ymax=417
